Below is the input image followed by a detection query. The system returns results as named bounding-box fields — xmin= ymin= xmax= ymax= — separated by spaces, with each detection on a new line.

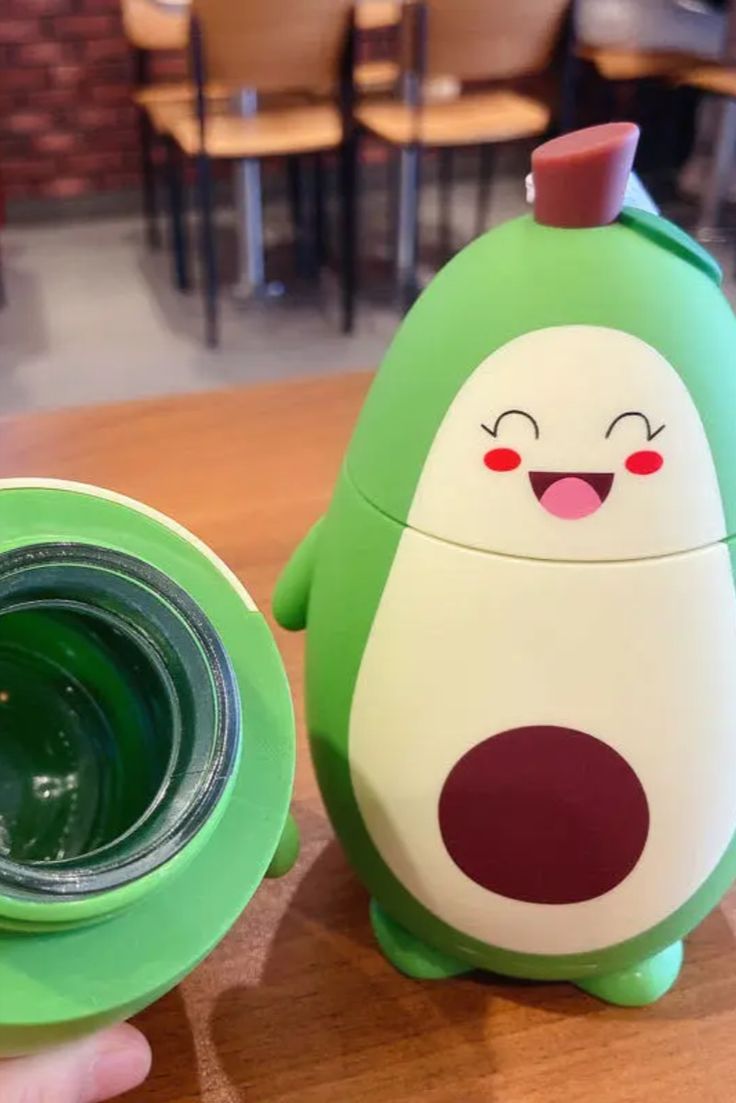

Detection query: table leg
xmin=231 ymin=89 xmax=283 ymax=303
xmin=165 ymin=138 xmax=189 ymax=291
xmin=697 ymin=96 xmax=736 ymax=242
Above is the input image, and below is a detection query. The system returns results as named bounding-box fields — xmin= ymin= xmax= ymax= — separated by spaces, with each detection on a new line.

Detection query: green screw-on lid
xmin=0 ymin=480 xmax=295 ymax=1056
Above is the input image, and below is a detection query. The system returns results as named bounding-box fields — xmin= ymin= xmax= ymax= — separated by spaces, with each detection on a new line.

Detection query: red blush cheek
xmin=484 ymin=447 xmax=521 ymax=472
xmin=625 ymin=450 xmax=663 ymax=475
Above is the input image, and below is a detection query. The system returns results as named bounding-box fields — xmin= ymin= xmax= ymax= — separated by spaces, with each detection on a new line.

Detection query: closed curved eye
xmin=605 ymin=411 xmax=665 ymax=441
xmin=481 ymin=409 xmax=540 ymax=440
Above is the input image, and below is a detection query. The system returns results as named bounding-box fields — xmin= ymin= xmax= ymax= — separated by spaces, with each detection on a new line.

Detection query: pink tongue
xmin=540 ymin=477 xmax=602 ymax=520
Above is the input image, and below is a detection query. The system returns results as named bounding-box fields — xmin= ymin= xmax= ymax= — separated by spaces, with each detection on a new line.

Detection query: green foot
xmin=369 ymin=900 xmax=472 ymax=980
xmin=576 ymin=941 xmax=683 ymax=1007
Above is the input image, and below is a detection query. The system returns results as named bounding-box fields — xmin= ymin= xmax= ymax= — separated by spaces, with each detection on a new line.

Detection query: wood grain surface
xmin=3 ymin=374 xmax=735 ymax=1103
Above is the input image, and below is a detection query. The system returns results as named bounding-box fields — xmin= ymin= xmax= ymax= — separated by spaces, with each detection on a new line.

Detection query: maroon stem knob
xmin=532 ymin=122 xmax=640 ymax=229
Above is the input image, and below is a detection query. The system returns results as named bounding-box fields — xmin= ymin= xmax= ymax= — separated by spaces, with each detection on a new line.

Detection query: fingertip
xmin=84 ymin=1023 xmax=152 ymax=1102
xmin=0 ymin=1024 xmax=153 ymax=1103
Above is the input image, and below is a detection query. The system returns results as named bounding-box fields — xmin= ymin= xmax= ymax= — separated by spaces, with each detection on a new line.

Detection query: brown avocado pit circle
xmin=438 ymin=725 xmax=649 ymax=905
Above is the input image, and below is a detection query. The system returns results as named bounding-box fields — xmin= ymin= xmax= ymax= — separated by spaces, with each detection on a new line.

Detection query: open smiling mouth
xmin=529 ymin=471 xmax=614 ymax=520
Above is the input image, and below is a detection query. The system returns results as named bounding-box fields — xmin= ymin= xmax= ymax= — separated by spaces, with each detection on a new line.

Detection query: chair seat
xmin=356 ymin=89 xmax=549 ymax=147
xmin=167 ymin=103 xmax=344 ymax=157
xmin=133 ymin=82 xmax=230 ymax=110
xmin=679 ymin=64 xmax=736 ymax=97
xmin=578 ymin=46 xmax=694 ymax=81
xmin=355 ymin=0 xmax=401 ymax=31
xmin=121 ymin=0 xmax=188 ymax=51
xmin=144 ymin=98 xmax=197 ymax=135
xmin=355 ymin=60 xmax=400 ymax=93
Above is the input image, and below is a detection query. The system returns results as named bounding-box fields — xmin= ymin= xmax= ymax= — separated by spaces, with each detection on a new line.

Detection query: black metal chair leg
xmin=313 ymin=153 xmax=327 ymax=271
xmin=140 ymin=111 xmax=162 ymax=250
xmin=387 ymin=144 xmax=395 ymax=268
xmin=287 ymin=156 xmax=311 ymax=277
xmin=437 ymin=147 xmax=454 ymax=260
xmin=133 ymin=46 xmax=161 ymax=251
xmin=476 ymin=144 xmax=495 ymax=239
xmin=396 ymin=142 xmax=421 ymax=312
xmin=165 ymin=138 xmax=190 ymax=292
xmin=196 ymin=151 xmax=218 ymax=348
xmin=339 ymin=131 xmax=357 ymax=334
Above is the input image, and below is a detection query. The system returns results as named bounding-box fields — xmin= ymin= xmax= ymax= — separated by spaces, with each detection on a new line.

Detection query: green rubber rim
xmin=0 ymin=481 xmax=295 ymax=1047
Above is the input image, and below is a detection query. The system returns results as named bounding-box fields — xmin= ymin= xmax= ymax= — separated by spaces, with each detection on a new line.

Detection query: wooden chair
xmin=162 ymin=0 xmax=357 ymax=347
xmin=122 ymin=0 xmax=230 ymax=288
xmin=356 ymin=0 xmax=573 ymax=307
xmin=127 ymin=0 xmax=397 ymax=289
xmin=354 ymin=1 xmax=402 ymax=91
xmin=121 ymin=0 xmax=188 ymax=51
xmin=121 ymin=0 xmax=190 ymax=250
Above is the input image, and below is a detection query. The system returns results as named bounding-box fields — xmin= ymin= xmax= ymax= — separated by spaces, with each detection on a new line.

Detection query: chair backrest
xmin=121 ymin=0 xmax=188 ymax=51
xmin=418 ymin=0 xmax=572 ymax=83
xmin=190 ymin=0 xmax=354 ymax=94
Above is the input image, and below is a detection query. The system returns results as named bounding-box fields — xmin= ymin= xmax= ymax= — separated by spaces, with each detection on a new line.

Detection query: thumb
xmin=0 ymin=1023 xmax=152 ymax=1103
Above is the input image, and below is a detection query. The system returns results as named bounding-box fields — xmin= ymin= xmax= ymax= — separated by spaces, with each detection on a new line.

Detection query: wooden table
xmin=4 ymin=374 xmax=736 ymax=1102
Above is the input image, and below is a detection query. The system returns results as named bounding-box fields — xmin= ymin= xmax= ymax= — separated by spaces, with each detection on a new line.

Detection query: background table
xmin=3 ymin=374 xmax=736 ymax=1102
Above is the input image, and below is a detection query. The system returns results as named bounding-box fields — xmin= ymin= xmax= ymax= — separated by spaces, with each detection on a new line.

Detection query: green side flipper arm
xmin=265 ymin=520 xmax=323 ymax=879
xmin=272 ymin=517 xmax=323 ymax=632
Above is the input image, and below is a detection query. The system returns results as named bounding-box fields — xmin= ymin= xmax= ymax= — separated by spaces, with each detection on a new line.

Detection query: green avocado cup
xmin=275 ymin=123 xmax=736 ymax=1007
xmin=0 ymin=479 xmax=297 ymax=1055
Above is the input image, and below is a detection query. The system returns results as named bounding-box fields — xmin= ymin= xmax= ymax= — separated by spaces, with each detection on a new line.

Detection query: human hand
xmin=0 ymin=1022 xmax=151 ymax=1103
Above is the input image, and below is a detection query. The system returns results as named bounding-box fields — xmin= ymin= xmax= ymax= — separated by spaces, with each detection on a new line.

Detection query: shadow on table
xmin=131 ymin=986 xmax=201 ymax=1103
xmin=209 ymin=803 xmax=736 ymax=1101
xmin=210 ymin=828 xmax=503 ymax=1103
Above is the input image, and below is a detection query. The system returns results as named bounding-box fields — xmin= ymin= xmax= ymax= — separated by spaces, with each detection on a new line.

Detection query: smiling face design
xmin=408 ymin=325 xmax=726 ymax=561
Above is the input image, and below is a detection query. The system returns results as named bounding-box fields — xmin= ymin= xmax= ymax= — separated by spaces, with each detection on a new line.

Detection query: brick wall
xmin=1 ymin=0 xmax=185 ymax=202
xmin=1 ymin=4 xmax=390 ymax=206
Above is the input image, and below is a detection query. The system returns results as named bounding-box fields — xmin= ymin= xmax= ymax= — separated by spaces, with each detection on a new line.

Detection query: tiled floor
xmin=1 ymin=212 xmax=389 ymax=415
xmin=1 ymin=168 xmax=733 ymax=415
